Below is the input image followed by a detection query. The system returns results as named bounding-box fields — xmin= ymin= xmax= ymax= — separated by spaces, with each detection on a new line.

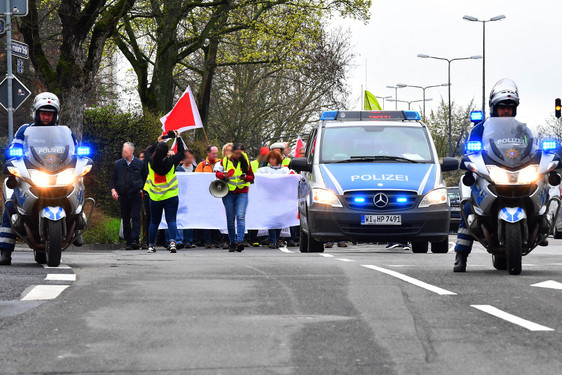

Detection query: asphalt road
xmin=2 ymin=238 xmax=562 ymax=374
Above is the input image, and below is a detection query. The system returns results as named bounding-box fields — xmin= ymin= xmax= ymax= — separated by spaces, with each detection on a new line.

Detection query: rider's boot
xmin=0 ymin=250 xmax=12 ymax=266
xmin=453 ymin=252 xmax=468 ymax=273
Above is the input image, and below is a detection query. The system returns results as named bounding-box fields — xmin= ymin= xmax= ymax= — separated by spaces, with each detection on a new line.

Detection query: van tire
xmin=299 ymin=225 xmax=309 ymax=253
xmin=308 ymin=234 xmax=324 ymax=253
xmin=431 ymin=239 xmax=449 ymax=253
xmin=411 ymin=241 xmax=428 ymax=253
xmin=554 ymin=227 xmax=562 ymax=239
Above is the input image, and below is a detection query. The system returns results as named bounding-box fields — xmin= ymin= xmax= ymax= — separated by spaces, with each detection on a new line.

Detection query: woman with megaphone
xmin=215 ymin=143 xmax=254 ymax=252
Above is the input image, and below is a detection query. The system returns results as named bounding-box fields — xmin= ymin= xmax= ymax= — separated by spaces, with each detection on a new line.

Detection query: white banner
xmin=160 ymin=173 xmax=300 ymax=230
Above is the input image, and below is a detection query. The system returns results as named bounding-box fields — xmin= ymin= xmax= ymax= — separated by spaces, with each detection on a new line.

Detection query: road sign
xmin=11 ymin=0 xmax=28 ymax=17
xmin=16 ymin=58 xmax=23 ymax=73
xmin=0 ymin=76 xmax=31 ymax=111
xmin=11 ymin=40 xmax=28 ymax=59
xmin=0 ymin=19 xmax=5 ymax=34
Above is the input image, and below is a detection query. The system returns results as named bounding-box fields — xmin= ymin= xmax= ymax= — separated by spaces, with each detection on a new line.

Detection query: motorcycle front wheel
xmin=46 ymin=220 xmax=62 ymax=267
xmin=505 ymin=222 xmax=522 ymax=275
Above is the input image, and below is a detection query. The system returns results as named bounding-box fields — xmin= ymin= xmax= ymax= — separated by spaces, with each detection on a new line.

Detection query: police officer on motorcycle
xmin=453 ymin=79 xmax=522 ymax=272
xmin=0 ymin=92 xmax=78 ymax=265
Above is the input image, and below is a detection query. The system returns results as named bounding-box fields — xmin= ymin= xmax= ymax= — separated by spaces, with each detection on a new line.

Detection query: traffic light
xmin=556 ymin=98 xmax=561 ymax=118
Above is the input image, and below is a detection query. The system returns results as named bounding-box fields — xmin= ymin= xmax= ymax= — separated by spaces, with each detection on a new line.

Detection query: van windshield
xmin=320 ymin=125 xmax=434 ymax=164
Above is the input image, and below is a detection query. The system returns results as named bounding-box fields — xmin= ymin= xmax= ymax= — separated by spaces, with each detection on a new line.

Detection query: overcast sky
xmin=331 ymin=0 xmax=562 ymax=128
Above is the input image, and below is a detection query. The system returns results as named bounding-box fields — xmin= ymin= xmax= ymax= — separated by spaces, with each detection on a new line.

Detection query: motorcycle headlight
xmin=29 ymin=170 xmax=52 ymax=187
xmin=487 ymin=165 xmax=539 ymax=185
xmin=7 ymin=166 xmax=22 ymax=178
xmin=419 ymin=188 xmax=448 ymax=208
xmin=79 ymin=165 xmax=92 ymax=177
xmin=56 ymin=169 xmax=76 ymax=185
xmin=313 ymin=188 xmax=343 ymax=208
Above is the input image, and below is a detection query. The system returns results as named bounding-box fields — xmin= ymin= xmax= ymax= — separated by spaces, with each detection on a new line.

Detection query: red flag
xmin=160 ymin=86 xmax=203 ymax=134
xmin=294 ymin=135 xmax=305 ymax=157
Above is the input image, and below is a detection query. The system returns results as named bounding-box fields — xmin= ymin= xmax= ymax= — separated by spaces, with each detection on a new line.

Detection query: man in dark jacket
xmin=111 ymin=142 xmax=148 ymax=249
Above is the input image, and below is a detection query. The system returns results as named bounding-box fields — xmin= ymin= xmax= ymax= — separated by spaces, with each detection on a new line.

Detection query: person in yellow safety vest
xmin=270 ymin=142 xmax=291 ymax=167
xmin=215 ymin=143 xmax=255 ymax=252
xmin=144 ymin=130 xmax=185 ymax=254
xmin=251 ymin=147 xmax=270 ymax=173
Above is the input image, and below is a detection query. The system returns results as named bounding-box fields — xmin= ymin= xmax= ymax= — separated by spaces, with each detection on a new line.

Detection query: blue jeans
xmin=149 ymin=196 xmax=179 ymax=247
xmin=165 ymin=229 xmax=193 ymax=245
xmin=269 ymin=229 xmax=281 ymax=243
xmin=222 ymin=193 xmax=248 ymax=244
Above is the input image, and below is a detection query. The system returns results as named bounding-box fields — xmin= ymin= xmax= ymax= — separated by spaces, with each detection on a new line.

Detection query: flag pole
xmin=201 ymin=127 xmax=210 ymax=145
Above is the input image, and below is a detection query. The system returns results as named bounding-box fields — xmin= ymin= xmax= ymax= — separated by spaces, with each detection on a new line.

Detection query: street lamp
xmin=386 ymin=84 xmax=407 ymax=109
xmin=388 ymin=98 xmax=433 ymax=111
xmin=417 ymin=54 xmax=482 ymax=156
xmin=375 ymin=95 xmax=392 ymax=110
xmin=463 ymin=14 xmax=506 ymax=118
xmin=402 ymin=83 xmax=449 ymax=117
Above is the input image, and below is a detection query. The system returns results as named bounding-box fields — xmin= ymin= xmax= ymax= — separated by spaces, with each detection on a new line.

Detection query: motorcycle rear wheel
xmin=505 ymin=223 xmax=522 ymax=275
xmin=46 ymin=220 xmax=62 ymax=267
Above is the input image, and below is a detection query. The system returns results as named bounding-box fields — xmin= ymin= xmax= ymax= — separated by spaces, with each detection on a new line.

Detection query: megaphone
xmin=209 ymin=179 xmax=229 ymax=198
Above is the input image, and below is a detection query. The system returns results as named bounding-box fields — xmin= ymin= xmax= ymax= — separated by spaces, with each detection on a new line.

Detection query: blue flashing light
xmin=76 ymin=146 xmax=92 ymax=157
xmin=542 ymin=140 xmax=559 ymax=151
xmin=353 ymin=197 xmax=367 ymax=204
xmin=321 ymin=111 xmax=339 ymax=121
xmin=403 ymin=111 xmax=421 ymax=121
xmin=7 ymin=146 xmax=23 ymax=158
xmin=396 ymin=196 xmax=408 ymax=204
xmin=469 ymin=110 xmax=484 ymax=123
xmin=465 ymin=141 xmax=482 ymax=153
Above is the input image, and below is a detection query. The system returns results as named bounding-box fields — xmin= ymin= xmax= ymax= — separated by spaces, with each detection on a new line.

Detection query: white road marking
xmin=45 ymin=274 xmax=76 ymax=282
xmin=387 ymin=265 xmax=414 ymax=268
xmin=279 ymin=247 xmax=294 ymax=254
xmin=531 ymin=280 xmax=562 ymax=290
xmin=319 ymin=254 xmax=334 ymax=258
xmin=42 ymin=264 xmax=71 ymax=269
xmin=21 ymin=285 xmax=70 ymax=301
xmin=471 ymin=305 xmax=554 ymax=332
xmin=361 ymin=264 xmax=457 ymax=296
xmin=449 ymin=242 xmax=456 ymax=252
xmin=336 ymin=258 xmax=355 ymax=262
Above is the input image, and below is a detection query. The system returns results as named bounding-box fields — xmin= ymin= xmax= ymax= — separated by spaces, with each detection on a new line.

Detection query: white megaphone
xmin=209 ymin=179 xmax=229 ymax=198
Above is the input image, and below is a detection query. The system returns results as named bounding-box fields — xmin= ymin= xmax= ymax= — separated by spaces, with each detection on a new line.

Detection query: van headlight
xmin=419 ymin=188 xmax=448 ymax=208
xmin=487 ymin=165 xmax=539 ymax=185
xmin=313 ymin=188 xmax=343 ymax=208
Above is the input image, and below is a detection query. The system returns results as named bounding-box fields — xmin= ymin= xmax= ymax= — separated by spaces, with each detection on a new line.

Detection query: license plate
xmin=361 ymin=215 xmax=402 ymax=225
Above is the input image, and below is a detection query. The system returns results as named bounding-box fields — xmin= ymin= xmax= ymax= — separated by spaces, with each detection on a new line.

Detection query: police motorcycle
xmin=3 ymin=126 xmax=95 ymax=267
xmin=460 ymin=117 xmax=560 ymax=275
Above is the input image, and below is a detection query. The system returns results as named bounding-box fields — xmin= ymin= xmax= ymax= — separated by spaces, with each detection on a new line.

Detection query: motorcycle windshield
xmin=481 ymin=118 xmax=537 ymax=169
xmin=23 ymin=126 xmax=76 ymax=172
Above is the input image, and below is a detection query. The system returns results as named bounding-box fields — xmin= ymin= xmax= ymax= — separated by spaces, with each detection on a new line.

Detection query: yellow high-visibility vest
xmin=223 ymin=154 xmax=250 ymax=191
xmin=144 ymin=164 xmax=179 ymax=201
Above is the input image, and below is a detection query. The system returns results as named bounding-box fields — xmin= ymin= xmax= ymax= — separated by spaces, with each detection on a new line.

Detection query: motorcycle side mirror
xmin=290 ymin=157 xmax=312 ymax=173
xmin=6 ymin=175 xmax=17 ymax=189
xmin=441 ymin=157 xmax=459 ymax=172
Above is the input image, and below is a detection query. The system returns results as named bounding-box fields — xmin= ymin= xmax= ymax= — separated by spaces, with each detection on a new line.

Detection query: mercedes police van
xmin=290 ymin=110 xmax=459 ymax=253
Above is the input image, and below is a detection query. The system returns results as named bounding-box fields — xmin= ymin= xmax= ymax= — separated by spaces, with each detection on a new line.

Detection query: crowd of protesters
xmin=111 ymin=133 xmax=312 ymax=253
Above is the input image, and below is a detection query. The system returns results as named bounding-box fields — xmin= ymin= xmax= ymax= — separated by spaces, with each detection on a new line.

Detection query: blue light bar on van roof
xmin=470 ymin=110 xmax=484 ymax=123
xmin=403 ymin=111 xmax=421 ymax=121
xmin=320 ymin=111 xmax=339 ymax=121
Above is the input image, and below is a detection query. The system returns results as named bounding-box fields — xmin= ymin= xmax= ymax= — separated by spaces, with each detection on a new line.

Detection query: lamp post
xmin=417 ymin=54 xmax=482 ymax=156
xmin=388 ymin=98 xmax=432 ymax=111
xmin=463 ymin=15 xmax=506 ymax=118
xmin=402 ymin=83 xmax=449 ymax=118
xmin=375 ymin=95 xmax=392 ymax=110
xmin=386 ymin=84 xmax=407 ymax=109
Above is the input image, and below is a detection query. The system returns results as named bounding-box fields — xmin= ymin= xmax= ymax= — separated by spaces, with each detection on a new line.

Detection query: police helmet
xmin=33 ymin=92 xmax=60 ymax=125
xmin=489 ymin=79 xmax=519 ymax=117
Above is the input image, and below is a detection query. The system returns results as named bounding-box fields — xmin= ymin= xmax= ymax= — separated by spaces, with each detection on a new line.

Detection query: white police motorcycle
xmin=461 ymin=117 xmax=560 ymax=275
xmin=4 ymin=125 xmax=95 ymax=267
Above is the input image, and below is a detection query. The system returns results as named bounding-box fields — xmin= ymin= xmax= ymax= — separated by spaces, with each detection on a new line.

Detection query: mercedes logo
xmin=373 ymin=193 xmax=389 ymax=208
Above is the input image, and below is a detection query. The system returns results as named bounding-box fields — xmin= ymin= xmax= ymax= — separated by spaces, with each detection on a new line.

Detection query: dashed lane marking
xmin=361 ymin=264 xmax=457 ymax=296
xmin=471 ymin=305 xmax=554 ymax=332
xmin=21 ymin=285 xmax=70 ymax=301
xmin=531 ymin=280 xmax=562 ymax=290
xmin=336 ymin=258 xmax=355 ymax=262
xmin=45 ymin=274 xmax=76 ymax=282
xmin=279 ymin=247 xmax=294 ymax=254
xmin=319 ymin=254 xmax=334 ymax=258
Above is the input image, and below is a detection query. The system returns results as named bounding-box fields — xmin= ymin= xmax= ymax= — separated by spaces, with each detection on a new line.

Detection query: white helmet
xmin=33 ymin=92 xmax=60 ymax=125
xmin=489 ymin=79 xmax=519 ymax=117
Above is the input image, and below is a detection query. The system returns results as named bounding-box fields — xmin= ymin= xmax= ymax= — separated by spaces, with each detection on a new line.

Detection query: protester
xmin=216 ymin=143 xmax=254 ymax=252
xmin=283 ymin=142 xmax=291 ymax=159
xmin=256 ymin=151 xmax=292 ymax=249
xmin=194 ymin=145 xmax=222 ymax=248
xmin=110 ymin=142 xmax=147 ymax=250
xmin=222 ymin=143 xmax=233 ymax=158
xmin=251 ymin=147 xmax=270 ymax=173
xmin=144 ymin=131 xmax=184 ymax=253
xmin=176 ymin=149 xmax=197 ymax=173
xmin=270 ymin=142 xmax=291 ymax=167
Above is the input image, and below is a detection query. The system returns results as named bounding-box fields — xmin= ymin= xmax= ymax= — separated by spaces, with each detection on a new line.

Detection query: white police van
xmin=290 ymin=110 xmax=459 ymax=253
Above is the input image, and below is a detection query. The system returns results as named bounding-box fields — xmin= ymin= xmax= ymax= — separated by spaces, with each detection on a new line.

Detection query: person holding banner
xmin=216 ymin=144 xmax=254 ymax=252
xmin=145 ymin=131 xmax=184 ymax=254
xmin=257 ymin=151 xmax=292 ymax=249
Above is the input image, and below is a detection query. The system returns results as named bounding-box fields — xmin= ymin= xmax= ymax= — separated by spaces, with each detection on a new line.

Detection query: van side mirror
xmin=441 ymin=157 xmax=459 ymax=172
xmin=290 ymin=157 xmax=312 ymax=173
